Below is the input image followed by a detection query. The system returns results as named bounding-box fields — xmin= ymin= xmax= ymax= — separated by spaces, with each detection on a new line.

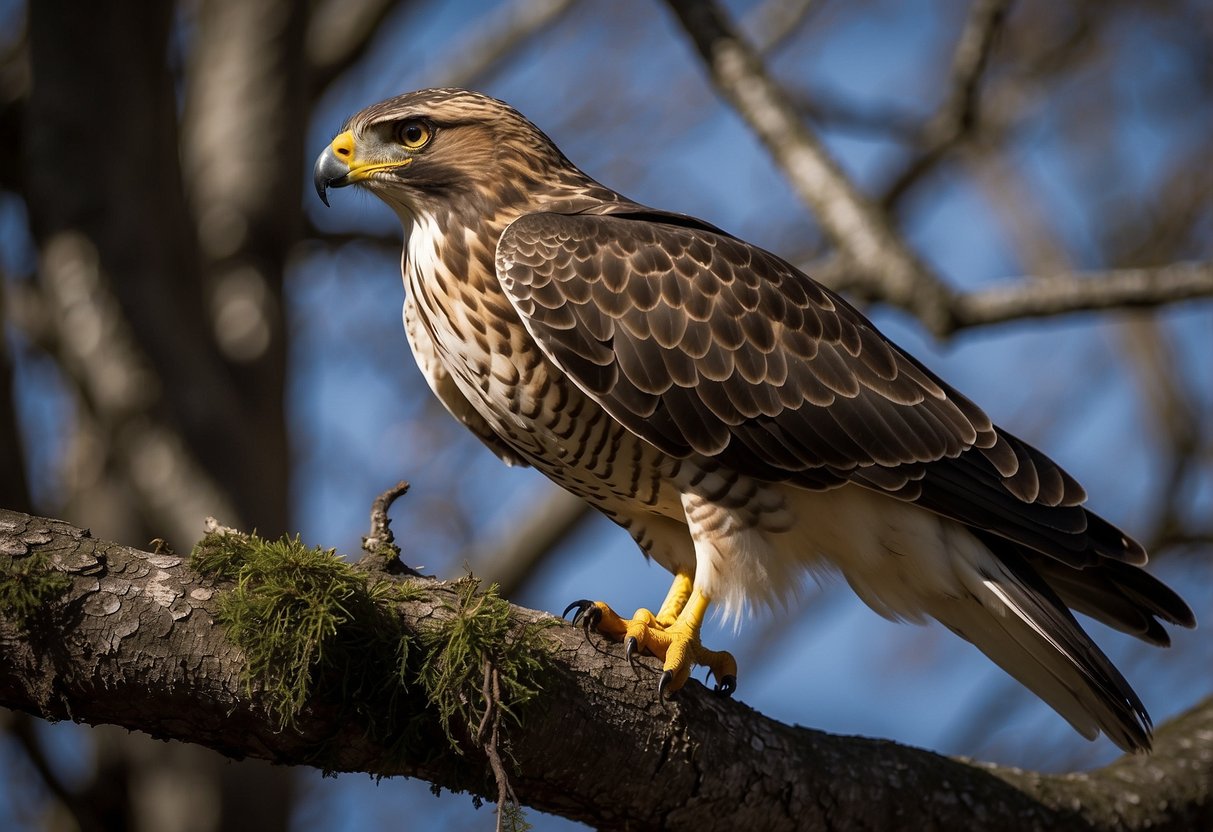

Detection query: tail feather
xmin=1026 ymin=553 xmax=1195 ymax=646
xmin=948 ymin=537 xmax=1153 ymax=752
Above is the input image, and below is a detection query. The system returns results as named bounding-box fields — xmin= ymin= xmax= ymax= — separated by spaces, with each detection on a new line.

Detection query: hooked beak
xmin=313 ymin=130 xmax=411 ymax=207
xmin=313 ymin=130 xmax=355 ymax=206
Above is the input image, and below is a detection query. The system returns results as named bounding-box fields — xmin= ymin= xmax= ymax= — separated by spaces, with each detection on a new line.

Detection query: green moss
xmin=191 ymin=528 xmax=423 ymax=733
xmin=499 ymin=802 xmax=534 ymax=832
xmin=0 ymin=551 xmax=73 ymax=626
xmin=189 ymin=527 xmax=549 ymax=771
xmin=418 ymin=576 xmax=551 ymax=750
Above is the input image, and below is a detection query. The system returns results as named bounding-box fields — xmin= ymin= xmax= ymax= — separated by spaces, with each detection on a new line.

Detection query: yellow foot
xmin=562 ymin=597 xmax=737 ymax=698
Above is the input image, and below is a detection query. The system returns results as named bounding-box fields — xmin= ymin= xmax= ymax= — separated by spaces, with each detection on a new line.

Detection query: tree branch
xmin=305 ymin=0 xmax=401 ymax=94
xmin=1 ymin=507 xmax=1209 ymax=831
xmin=663 ymin=0 xmax=955 ymax=332
xmin=948 ymin=261 xmax=1213 ymax=331
xmin=880 ymin=0 xmax=1010 ymax=209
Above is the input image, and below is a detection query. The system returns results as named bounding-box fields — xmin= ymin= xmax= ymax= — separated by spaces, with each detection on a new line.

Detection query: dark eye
xmin=398 ymin=120 xmax=432 ymax=150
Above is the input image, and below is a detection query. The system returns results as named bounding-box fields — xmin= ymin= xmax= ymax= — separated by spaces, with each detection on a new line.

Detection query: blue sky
xmin=281 ymin=2 xmax=1213 ymax=828
xmin=4 ymin=1 xmax=1211 ymax=829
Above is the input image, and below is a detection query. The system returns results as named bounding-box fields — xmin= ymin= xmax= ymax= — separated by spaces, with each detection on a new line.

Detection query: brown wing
xmin=495 ymin=210 xmax=1146 ymax=570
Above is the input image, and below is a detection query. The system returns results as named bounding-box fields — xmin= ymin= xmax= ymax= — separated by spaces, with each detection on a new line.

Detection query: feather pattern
xmin=319 ymin=87 xmax=1196 ymax=753
xmin=497 ymin=211 xmax=1139 ymax=570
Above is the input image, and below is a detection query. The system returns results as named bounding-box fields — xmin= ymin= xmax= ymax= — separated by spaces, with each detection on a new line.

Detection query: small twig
xmin=360 ymin=480 xmax=415 ymax=574
xmin=881 ymin=0 xmax=1011 ymax=209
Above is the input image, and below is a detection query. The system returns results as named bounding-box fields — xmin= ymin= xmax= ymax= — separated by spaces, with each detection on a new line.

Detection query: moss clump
xmin=419 ymin=577 xmax=551 ymax=750
xmin=190 ymin=527 xmax=421 ymax=733
xmin=189 ymin=526 xmax=549 ymax=771
xmin=0 ymin=551 xmax=73 ymax=626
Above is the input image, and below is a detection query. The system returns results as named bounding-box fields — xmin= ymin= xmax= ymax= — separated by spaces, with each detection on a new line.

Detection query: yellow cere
xmin=329 ymin=129 xmax=412 ymax=181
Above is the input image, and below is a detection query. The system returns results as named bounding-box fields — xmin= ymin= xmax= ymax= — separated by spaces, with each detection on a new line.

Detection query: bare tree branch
xmin=947 ymin=261 xmax=1213 ymax=331
xmin=663 ymin=0 xmax=955 ymax=331
xmin=881 ymin=0 xmax=1011 ymax=209
xmin=434 ymin=0 xmax=581 ymax=90
xmin=665 ymin=1 xmax=1213 ymax=337
xmin=1 ymin=508 xmax=1210 ymax=831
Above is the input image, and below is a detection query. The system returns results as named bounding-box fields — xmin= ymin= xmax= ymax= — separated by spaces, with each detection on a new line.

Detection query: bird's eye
xmin=398 ymin=120 xmax=432 ymax=150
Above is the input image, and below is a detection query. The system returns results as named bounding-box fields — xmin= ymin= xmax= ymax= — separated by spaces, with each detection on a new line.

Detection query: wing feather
xmin=495 ymin=210 xmax=1145 ymax=567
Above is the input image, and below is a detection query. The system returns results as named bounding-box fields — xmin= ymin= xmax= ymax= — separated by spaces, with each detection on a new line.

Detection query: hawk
xmin=314 ymin=88 xmax=1194 ymax=752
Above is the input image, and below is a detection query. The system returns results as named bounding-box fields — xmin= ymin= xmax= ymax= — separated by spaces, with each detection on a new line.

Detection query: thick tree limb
xmin=1 ymin=508 xmax=1209 ymax=831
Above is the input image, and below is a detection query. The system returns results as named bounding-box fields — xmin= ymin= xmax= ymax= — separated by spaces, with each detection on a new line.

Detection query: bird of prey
xmin=314 ymin=88 xmax=1194 ymax=752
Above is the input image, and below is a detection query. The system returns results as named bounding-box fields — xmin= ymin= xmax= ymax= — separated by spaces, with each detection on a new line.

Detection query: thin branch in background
xmin=306 ymin=0 xmax=401 ymax=93
xmin=664 ymin=0 xmax=955 ymax=332
xmin=462 ymin=485 xmax=593 ymax=598
xmin=808 ymin=253 xmax=1213 ymax=336
xmin=946 ymin=261 xmax=1213 ymax=331
xmin=880 ymin=0 xmax=1011 ymax=210
xmin=435 ymin=0 xmax=581 ymax=90
xmin=745 ymin=0 xmax=819 ymax=54
xmin=965 ymin=150 xmax=1075 ymax=277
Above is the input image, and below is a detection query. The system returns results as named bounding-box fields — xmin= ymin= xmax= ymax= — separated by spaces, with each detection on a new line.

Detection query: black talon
xmin=581 ymin=604 xmax=602 ymax=632
xmin=624 ymin=636 xmax=638 ymax=666
xmin=713 ymin=674 xmax=737 ymax=698
xmin=657 ymin=670 xmax=674 ymax=701
xmin=562 ymin=599 xmax=592 ymax=623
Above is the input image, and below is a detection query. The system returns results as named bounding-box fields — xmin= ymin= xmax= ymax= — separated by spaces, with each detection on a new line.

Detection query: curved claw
xmin=562 ymin=599 xmax=593 ymax=622
xmin=713 ymin=674 xmax=737 ymax=698
xmin=624 ymin=635 xmax=638 ymax=667
xmin=580 ymin=604 xmax=602 ymax=632
xmin=657 ymin=669 xmax=675 ymax=701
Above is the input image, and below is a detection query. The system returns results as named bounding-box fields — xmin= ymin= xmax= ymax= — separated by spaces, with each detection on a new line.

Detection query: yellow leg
xmin=563 ymin=577 xmax=737 ymax=698
xmin=654 ymin=572 xmax=693 ymax=627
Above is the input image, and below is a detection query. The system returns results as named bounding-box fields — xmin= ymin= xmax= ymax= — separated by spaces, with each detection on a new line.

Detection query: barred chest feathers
xmin=400 ymin=210 xmax=679 ymax=516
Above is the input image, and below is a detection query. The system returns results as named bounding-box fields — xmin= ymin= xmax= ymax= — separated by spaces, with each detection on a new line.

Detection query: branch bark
xmin=1 ymin=508 xmax=1209 ymax=831
xmin=948 ymin=261 xmax=1213 ymax=330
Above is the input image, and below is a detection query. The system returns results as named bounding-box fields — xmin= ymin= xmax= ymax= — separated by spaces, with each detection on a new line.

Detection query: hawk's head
xmin=314 ymin=88 xmax=582 ymax=219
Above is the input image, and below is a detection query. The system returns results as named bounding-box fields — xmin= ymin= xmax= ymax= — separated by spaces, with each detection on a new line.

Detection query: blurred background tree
xmin=0 ymin=0 xmax=1209 ymax=829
